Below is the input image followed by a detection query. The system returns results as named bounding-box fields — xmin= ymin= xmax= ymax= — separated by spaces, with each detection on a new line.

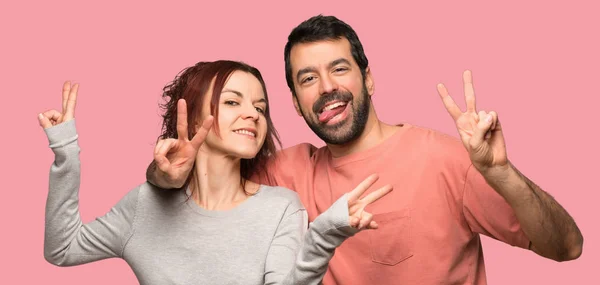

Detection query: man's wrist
xmin=480 ymin=161 xmax=533 ymax=206
xmin=476 ymin=161 xmax=511 ymax=182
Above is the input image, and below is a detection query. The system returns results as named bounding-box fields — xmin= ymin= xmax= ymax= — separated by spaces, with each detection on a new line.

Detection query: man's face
xmin=289 ymin=38 xmax=374 ymax=145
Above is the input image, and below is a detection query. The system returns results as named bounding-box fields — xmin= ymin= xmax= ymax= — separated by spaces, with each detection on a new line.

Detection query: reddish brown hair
xmin=158 ymin=60 xmax=281 ymax=191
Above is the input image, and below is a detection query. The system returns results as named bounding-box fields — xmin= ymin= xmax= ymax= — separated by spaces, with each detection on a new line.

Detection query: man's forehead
xmin=290 ymin=38 xmax=354 ymax=70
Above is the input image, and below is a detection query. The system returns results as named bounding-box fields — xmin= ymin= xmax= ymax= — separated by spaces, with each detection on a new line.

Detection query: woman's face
xmin=199 ymin=70 xmax=268 ymax=159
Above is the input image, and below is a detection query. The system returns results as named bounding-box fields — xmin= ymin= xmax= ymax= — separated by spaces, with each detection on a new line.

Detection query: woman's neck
xmin=190 ymin=147 xmax=255 ymax=211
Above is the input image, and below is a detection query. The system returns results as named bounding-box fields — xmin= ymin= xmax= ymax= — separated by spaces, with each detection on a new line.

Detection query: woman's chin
xmin=232 ymin=149 xmax=259 ymax=160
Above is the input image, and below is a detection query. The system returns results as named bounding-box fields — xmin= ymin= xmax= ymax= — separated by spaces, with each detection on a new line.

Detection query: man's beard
xmin=299 ymin=84 xmax=370 ymax=145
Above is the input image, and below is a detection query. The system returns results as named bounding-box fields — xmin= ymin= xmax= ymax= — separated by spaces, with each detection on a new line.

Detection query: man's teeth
xmin=322 ymin=102 xmax=347 ymax=112
xmin=234 ymin=130 xmax=255 ymax=137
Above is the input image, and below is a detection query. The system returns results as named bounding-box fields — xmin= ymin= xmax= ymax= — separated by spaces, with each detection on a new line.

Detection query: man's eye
xmin=302 ymin=76 xmax=315 ymax=83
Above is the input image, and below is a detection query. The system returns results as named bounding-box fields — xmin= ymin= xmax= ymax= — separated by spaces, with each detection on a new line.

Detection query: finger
xmin=154 ymin=139 xmax=166 ymax=156
xmin=470 ymin=111 xmax=494 ymax=149
xmin=477 ymin=111 xmax=486 ymax=124
xmin=64 ymin=83 xmax=79 ymax=120
xmin=485 ymin=111 xmax=499 ymax=140
xmin=358 ymin=212 xmax=373 ymax=230
xmin=157 ymin=139 xmax=177 ymax=157
xmin=480 ymin=110 xmax=492 ymax=140
xmin=153 ymin=140 xmax=167 ymax=170
xmin=361 ymin=184 xmax=393 ymax=205
xmin=190 ymin=115 xmax=214 ymax=150
xmin=349 ymin=216 xmax=360 ymax=228
xmin=62 ymin=81 xmax=71 ymax=112
xmin=347 ymin=174 xmax=379 ymax=202
xmin=367 ymin=221 xmax=379 ymax=230
xmin=176 ymin=99 xmax=189 ymax=141
xmin=38 ymin=113 xmax=52 ymax=129
xmin=154 ymin=140 xmax=177 ymax=172
xmin=488 ymin=117 xmax=505 ymax=146
xmin=43 ymin=109 xmax=62 ymax=122
xmin=463 ymin=70 xmax=476 ymax=112
xmin=154 ymin=155 xmax=171 ymax=173
xmin=489 ymin=111 xmax=498 ymax=131
xmin=437 ymin=83 xmax=462 ymax=121
xmin=348 ymin=203 xmax=362 ymax=215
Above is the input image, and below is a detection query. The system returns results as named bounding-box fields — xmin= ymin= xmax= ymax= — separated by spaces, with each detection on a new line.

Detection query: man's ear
xmin=292 ymin=94 xmax=302 ymax=116
xmin=365 ymin=66 xmax=375 ymax=97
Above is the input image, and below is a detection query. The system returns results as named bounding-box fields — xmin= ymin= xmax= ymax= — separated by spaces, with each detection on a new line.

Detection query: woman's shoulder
xmin=255 ymin=185 xmax=305 ymax=211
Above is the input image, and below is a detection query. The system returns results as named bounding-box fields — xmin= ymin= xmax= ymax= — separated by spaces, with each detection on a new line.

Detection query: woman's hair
xmin=158 ymin=60 xmax=281 ymax=192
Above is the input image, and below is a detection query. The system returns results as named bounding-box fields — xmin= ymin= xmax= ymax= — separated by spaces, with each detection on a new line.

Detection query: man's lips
xmin=313 ymin=91 xmax=353 ymax=123
xmin=318 ymin=101 xmax=349 ymax=123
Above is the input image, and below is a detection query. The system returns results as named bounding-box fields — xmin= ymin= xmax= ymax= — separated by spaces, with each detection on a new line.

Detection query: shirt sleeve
xmin=462 ymin=164 xmax=530 ymax=249
xmin=252 ymin=143 xmax=317 ymax=189
xmin=43 ymin=119 xmax=139 ymax=266
xmin=265 ymin=193 xmax=358 ymax=285
xmin=264 ymin=204 xmax=307 ymax=285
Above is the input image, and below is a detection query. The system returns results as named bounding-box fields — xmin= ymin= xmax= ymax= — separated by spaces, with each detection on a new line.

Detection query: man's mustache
xmin=312 ymin=91 xmax=353 ymax=114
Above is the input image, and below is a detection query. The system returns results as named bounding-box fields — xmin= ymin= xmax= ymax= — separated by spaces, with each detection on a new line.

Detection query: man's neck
xmin=326 ymin=109 xmax=397 ymax=158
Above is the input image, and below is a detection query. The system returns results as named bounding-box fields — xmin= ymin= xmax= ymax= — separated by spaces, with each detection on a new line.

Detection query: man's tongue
xmin=318 ymin=104 xmax=346 ymax=123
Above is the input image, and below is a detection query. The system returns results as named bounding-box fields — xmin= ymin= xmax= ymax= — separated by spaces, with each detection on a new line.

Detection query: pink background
xmin=2 ymin=0 xmax=597 ymax=284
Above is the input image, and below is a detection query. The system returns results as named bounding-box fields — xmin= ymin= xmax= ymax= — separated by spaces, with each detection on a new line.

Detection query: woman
xmin=38 ymin=60 xmax=392 ymax=284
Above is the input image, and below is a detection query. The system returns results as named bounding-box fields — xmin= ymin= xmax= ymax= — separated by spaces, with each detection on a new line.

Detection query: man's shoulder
xmin=278 ymin=142 xmax=324 ymax=155
xmin=273 ymin=142 xmax=328 ymax=163
xmin=403 ymin=123 xmax=466 ymax=153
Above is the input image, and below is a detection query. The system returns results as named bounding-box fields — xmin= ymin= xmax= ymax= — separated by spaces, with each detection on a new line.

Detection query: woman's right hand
xmin=38 ymin=81 xmax=78 ymax=129
xmin=152 ymin=99 xmax=213 ymax=188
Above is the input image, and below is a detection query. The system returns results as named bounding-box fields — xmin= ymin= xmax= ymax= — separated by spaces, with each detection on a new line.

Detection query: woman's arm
xmin=265 ymin=174 xmax=393 ymax=285
xmin=40 ymin=82 xmax=138 ymax=266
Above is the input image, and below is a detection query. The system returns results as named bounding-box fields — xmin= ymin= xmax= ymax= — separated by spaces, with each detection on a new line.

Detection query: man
xmin=146 ymin=15 xmax=583 ymax=284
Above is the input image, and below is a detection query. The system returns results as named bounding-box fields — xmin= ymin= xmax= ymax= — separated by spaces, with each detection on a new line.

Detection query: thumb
xmin=38 ymin=113 xmax=52 ymax=129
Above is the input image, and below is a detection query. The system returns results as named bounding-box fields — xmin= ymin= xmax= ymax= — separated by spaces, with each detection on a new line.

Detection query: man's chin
xmin=314 ymin=125 xmax=357 ymax=145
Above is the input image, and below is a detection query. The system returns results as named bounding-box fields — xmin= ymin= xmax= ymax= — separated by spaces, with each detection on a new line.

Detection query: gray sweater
xmin=43 ymin=120 xmax=358 ymax=285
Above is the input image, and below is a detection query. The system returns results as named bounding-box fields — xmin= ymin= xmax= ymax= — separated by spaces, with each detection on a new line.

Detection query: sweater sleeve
xmin=268 ymin=193 xmax=358 ymax=285
xmin=43 ymin=119 xmax=139 ymax=266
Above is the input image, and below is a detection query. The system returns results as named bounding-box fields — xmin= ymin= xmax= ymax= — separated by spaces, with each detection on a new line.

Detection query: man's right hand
xmin=148 ymin=99 xmax=213 ymax=189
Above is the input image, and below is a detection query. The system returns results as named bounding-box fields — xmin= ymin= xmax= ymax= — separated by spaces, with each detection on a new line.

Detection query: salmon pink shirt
xmin=255 ymin=123 xmax=530 ymax=284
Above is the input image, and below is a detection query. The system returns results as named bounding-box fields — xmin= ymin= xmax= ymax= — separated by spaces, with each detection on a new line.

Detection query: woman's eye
xmin=225 ymin=100 xmax=239 ymax=106
xmin=255 ymin=107 xmax=265 ymax=114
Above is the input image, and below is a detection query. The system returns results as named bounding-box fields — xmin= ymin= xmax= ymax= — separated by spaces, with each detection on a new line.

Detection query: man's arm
xmin=481 ymin=162 xmax=583 ymax=261
xmin=437 ymin=70 xmax=583 ymax=262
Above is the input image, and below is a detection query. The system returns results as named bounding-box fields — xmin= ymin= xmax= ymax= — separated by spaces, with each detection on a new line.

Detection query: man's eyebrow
xmin=329 ymin=58 xmax=351 ymax=68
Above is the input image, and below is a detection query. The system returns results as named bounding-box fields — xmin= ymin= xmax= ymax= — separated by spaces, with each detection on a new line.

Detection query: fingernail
xmin=38 ymin=113 xmax=43 ymax=120
xmin=486 ymin=114 xmax=492 ymax=123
